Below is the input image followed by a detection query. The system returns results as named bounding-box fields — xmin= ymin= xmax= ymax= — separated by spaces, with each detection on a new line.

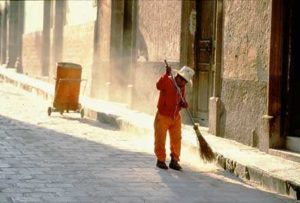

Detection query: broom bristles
xmin=193 ymin=123 xmax=215 ymax=162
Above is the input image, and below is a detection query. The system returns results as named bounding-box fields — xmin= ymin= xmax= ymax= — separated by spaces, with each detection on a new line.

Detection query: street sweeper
xmin=154 ymin=60 xmax=215 ymax=171
xmin=154 ymin=62 xmax=195 ymax=171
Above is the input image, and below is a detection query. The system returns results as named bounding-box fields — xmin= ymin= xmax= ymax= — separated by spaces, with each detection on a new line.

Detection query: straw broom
xmin=164 ymin=60 xmax=215 ymax=162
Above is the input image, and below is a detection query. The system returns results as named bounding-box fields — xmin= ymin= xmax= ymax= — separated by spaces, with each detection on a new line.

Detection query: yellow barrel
xmin=53 ymin=62 xmax=82 ymax=111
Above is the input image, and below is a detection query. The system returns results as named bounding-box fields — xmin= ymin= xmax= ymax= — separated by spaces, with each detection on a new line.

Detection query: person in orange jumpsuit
xmin=154 ymin=64 xmax=195 ymax=170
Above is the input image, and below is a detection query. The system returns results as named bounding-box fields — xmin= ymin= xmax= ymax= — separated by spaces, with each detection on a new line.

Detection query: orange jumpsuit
xmin=154 ymin=74 xmax=186 ymax=162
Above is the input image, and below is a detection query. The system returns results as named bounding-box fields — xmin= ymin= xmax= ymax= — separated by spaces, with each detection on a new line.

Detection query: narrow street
xmin=0 ymin=80 xmax=294 ymax=203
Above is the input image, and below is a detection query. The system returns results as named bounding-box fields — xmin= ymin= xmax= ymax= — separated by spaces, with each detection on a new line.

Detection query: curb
xmin=215 ymin=154 xmax=299 ymax=199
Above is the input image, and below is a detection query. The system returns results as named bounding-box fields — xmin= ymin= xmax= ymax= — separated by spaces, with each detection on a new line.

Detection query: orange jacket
xmin=156 ymin=74 xmax=186 ymax=118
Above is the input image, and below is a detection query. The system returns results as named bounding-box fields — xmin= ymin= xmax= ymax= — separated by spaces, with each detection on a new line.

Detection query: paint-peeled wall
xmin=220 ymin=0 xmax=271 ymax=148
xmin=133 ymin=0 xmax=182 ymax=114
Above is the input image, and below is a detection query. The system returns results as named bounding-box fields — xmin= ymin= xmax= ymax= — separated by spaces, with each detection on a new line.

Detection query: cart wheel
xmin=80 ymin=109 xmax=84 ymax=118
xmin=47 ymin=107 xmax=52 ymax=116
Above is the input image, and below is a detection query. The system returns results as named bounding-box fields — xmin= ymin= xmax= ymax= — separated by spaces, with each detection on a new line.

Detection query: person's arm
xmin=180 ymin=87 xmax=188 ymax=108
xmin=156 ymin=65 xmax=171 ymax=90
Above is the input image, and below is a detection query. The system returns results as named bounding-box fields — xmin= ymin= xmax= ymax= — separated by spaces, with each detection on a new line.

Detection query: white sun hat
xmin=175 ymin=66 xmax=195 ymax=84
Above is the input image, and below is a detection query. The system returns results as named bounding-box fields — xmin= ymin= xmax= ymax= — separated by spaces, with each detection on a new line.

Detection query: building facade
xmin=0 ymin=0 xmax=298 ymax=160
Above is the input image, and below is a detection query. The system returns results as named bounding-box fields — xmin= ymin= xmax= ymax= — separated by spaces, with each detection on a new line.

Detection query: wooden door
xmin=193 ymin=0 xmax=216 ymax=126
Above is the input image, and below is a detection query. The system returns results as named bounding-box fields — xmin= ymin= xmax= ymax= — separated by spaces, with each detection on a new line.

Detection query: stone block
xmin=225 ymin=158 xmax=236 ymax=173
xmin=287 ymin=181 xmax=300 ymax=200
xmin=216 ymin=154 xmax=226 ymax=169
xmin=96 ymin=112 xmax=119 ymax=129
xmin=208 ymin=97 xmax=221 ymax=136
xmin=261 ymin=172 xmax=289 ymax=196
xmin=247 ymin=166 xmax=263 ymax=185
xmin=234 ymin=163 xmax=249 ymax=180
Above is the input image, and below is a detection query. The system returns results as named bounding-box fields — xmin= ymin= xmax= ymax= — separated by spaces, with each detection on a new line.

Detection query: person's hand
xmin=180 ymin=101 xmax=188 ymax=108
xmin=166 ymin=65 xmax=171 ymax=75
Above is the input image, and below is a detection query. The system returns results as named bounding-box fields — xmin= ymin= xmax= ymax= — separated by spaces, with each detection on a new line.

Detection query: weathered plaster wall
xmin=62 ymin=22 xmax=95 ymax=97
xmin=23 ymin=1 xmax=43 ymax=34
xmin=90 ymin=0 xmax=112 ymax=100
xmin=220 ymin=80 xmax=268 ymax=146
xmin=22 ymin=32 xmax=43 ymax=76
xmin=132 ymin=0 xmax=182 ymax=114
xmin=97 ymin=0 xmax=111 ymax=63
xmin=132 ymin=61 xmax=180 ymax=115
xmin=65 ymin=1 xmax=96 ymax=26
xmin=220 ymin=0 xmax=271 ymax=148
xmin=137 ymin=0 xmax=181 ymax=62
xmin=22 ymin=1 xmax=43 ymax=76
xmin=59 ymin=0 xmax=96 ymax=97
xmin=223 ymin=0 xmax=270 ymax=81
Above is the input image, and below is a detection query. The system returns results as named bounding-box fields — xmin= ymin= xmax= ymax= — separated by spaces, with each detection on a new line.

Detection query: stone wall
xmin=220 ymin=0 xmax=271 ymax=148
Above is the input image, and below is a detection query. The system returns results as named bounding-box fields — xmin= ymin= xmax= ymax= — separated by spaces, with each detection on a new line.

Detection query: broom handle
xmin=164 ymin=60 xmax=197 ymax=125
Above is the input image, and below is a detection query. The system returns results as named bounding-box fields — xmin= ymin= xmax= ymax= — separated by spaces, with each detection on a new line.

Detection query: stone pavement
xmin=0 ymin=66 xmax=299 ymax=202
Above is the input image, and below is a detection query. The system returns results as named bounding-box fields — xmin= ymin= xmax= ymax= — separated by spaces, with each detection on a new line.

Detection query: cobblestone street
xmin=0 ymin=80 xmax=295 ymax=203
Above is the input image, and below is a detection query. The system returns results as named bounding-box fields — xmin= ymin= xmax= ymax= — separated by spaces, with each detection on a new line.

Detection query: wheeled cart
xmin=48 ymin=62 xmax=85 ymax=118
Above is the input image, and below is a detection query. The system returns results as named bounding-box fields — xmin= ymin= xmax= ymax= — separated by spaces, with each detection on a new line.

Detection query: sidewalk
xmin=1 ymin=66 xmax=300 ymax=200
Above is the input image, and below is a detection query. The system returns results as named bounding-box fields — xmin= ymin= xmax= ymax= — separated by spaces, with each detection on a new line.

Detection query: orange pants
xmin=154 ymin=112 xmax=182 ymax=162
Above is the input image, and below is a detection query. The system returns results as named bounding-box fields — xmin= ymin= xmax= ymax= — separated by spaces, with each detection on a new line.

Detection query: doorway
xmin=283 ymin=0 xmax=300 ymax=151
xmin=193 ymin=0 xmax=216 ymax=126
xmin=180 ymin=0 xmax=222 ymax=127
xmin=269 ymin=0 xmax=299 ymax=152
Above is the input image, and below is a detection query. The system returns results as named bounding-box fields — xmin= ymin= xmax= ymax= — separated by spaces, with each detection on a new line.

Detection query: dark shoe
xmin=169 ymin=160 xmax=182 ymax=171
xmin=156 ymin=160 xmax=168 ymax=170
